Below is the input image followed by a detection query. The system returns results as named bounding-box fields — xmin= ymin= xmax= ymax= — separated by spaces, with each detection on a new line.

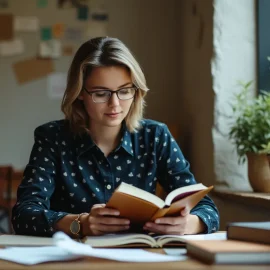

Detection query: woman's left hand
xmin=143 ymin=208 xmax=206 ymax=235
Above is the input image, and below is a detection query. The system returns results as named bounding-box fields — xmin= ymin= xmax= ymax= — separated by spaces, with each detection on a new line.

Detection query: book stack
xmin=186 ymin=221 xmax=270 ymax=265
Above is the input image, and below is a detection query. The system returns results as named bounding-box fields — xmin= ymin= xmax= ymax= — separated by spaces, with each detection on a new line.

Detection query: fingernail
xmin=155 ymin=219 xmax=160 ymax=223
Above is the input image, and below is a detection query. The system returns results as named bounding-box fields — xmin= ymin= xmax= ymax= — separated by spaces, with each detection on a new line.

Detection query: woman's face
xmin=79 ymin=66 xmax=134 ymax=129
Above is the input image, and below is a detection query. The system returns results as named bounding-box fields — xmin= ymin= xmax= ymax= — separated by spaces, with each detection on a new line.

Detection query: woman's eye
xmin=95 ymin=91 xmax=109 ymax=97
xmin=119 ymin=89 xmax=130 ymax=94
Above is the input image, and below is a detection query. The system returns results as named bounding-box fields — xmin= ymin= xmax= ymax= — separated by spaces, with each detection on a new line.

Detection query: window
xmin=257 ymin=0 xmax=270 ymax=93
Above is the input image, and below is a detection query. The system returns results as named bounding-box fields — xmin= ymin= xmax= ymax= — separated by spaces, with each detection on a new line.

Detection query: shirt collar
xmin=75 ymin=122 xmax=134 ymax=157
xmin=118 ymin=122 xmax=134 ymax=156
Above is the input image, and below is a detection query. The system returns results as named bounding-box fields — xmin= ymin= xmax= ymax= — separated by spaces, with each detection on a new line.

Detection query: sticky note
xmin=52 ymin=23 xmax=65 ymax=38
xmin=62 ymin=45 xmax=74 ymax=56
xmin=77 ymin=6 xmax=88 ymax=20
xmin=41 ymin=27 xmax=52 ymax=41
xmin=37 ymin=0 xmax=48 ymax=8
xmin=0 ymin=14 xmax=13 ymax=40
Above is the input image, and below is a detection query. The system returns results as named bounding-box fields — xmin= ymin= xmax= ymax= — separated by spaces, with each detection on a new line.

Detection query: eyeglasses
xmin=83 ymin=86 xmax=137 ymax=103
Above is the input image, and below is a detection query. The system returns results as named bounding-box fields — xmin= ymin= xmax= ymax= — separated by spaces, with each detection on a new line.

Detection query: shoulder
xmin=139 ymin=119 xmax=168 ymax=133
xmin=34 ymin=120 xmax=70 ymax=140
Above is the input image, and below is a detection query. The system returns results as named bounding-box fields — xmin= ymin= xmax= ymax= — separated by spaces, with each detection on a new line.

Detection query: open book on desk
xmin=106 ymin=182 xmax=213 ymax=224
xmin=82 ymin=232 xmax=227 ymax=248
xmin=0 ymin=232 xmax=226 ymax=248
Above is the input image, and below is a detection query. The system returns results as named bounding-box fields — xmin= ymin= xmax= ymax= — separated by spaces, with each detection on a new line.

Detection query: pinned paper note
xmin=0 ymin=14 xmax=13 ymax=40
xmin=47 ymin=73 xmax=67 ymax=99
xmin=65 ymin=27 xmax=82 ymax=41
xmin=62 ymin=45 xmax=74 ymax=56
xmin=77 ymin=6 xmax=89 ymax=20
xmin=41 ymin=27 xmax=52 ymax=41
xmin=37 ymin=0 xmax=48 ymax=8
xmin=14 ymin=16 xmax=39 ymax=32
xmin=52 ymin=23 xmax=65 ymax=38
xmin=91 ymin=7 xmax=109 ymax=21
xmin=85 ymin=21 xmax=107 ymax=39
xmin=39 ymin=40 xmax=61 ymax=59
xmin=0 ymin=0 xmax=8 ymax=8
xmin=13 ymin=58 xmax=54 ymax=84
xmin=0 ymin=39 xmax=24 ymax=56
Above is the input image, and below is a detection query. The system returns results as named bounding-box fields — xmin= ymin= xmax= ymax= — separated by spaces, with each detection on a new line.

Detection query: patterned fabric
xmin=12 ymin=119 xmax=219 ymax=236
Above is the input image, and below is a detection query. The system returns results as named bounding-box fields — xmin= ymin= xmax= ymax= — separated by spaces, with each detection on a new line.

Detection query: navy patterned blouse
xmin=12 ymin=119 xmax=219 ymax=236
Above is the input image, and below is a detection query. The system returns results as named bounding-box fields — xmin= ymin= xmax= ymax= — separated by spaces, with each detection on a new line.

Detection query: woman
xmin=12 ymin=37 xmax=219 ymax=237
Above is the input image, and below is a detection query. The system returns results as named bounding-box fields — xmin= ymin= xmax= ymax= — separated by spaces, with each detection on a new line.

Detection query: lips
xmin=105 ymin=112 xmax=121 ymax=115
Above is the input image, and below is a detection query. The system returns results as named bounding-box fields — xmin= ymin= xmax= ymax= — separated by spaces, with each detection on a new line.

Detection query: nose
xmin=108 ymin=92 xmax=120 ymax=106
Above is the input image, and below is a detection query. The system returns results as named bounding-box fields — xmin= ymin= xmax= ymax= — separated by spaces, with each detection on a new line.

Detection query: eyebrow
xmin=89 ymin=82 xmax=133 ymax=90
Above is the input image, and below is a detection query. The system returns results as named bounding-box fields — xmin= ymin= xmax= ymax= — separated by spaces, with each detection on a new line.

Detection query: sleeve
xmin=11 ymin=124 xmax=69 ymax=236
xmin=156 ymin=124 xmax=220 ymax=233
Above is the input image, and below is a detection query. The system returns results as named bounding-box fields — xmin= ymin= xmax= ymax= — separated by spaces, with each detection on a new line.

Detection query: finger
xmin=92 ymin=207 xmax=120 ymax=216
xmin=90 ymin=223 xmax=130 ymax=233
xmin=181 ymin=207 xmax=190 ymax=216
xmin=97 ymin=216 xmax=130 ymax=226
xmin=143 ymin=223 xmax=185 ymax=235
xmin=91 ymin=204 xmax=106 ymax=209
xmin=154 ymin=216 xmax=185 ymax=225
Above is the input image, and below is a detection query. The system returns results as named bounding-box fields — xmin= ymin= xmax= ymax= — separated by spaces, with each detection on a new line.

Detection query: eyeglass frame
xmin=82 ymin=86 xmax=138 ymax=103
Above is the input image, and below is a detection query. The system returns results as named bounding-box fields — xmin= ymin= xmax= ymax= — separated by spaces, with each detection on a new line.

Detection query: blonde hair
xmin=61 ymin=37 xmax=149 ymax=134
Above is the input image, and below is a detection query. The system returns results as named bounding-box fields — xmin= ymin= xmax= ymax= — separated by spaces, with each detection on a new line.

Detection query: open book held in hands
xmin=106 ymin=182 xmax=213 ymax=224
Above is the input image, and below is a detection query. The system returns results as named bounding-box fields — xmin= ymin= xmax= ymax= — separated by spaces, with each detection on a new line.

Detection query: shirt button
xmin=106 ymin=184 xmax=111 ymax=190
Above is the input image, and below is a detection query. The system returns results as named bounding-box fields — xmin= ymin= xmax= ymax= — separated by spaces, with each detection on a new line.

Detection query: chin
xmin=103 ymin=119 xmax=123 ymax=127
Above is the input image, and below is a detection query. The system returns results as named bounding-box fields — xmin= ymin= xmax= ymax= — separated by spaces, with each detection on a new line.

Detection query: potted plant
xmin=229 ymin=81 xmax=270 ymax=192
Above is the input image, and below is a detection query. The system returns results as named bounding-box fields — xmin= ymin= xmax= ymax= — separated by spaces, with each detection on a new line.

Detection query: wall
xmin=175 ymin=0 xmax=215 ymax=188
xmin=212 ymin=0 xmax=256 ymax=191
xmin=0 ymin=0 xmax=179 ymax=169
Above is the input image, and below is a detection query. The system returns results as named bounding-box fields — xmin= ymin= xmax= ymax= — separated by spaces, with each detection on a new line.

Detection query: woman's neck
xmin=88 ymin=123 xmax=122 ymax=156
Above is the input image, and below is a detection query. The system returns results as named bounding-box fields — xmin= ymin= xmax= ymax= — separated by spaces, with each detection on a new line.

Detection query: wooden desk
xmin=0 ymin=254 xmax=269 ymax=270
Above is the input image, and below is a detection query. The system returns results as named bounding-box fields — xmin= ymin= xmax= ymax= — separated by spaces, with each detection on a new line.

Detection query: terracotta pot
xmin=246 ymin=153 xmax=270 ymax=192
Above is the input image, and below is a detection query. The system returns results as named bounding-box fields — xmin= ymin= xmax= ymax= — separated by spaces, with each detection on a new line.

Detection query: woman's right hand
xmin=81 ymin=204 xmax=130 ymax=236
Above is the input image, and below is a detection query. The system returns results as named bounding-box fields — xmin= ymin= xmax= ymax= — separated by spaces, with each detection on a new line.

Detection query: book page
xmin=165 ymin=183 xmax=208 ymax=205
xmin=83 ymin=233 xmax=157 ymax=247
xmin=116 ymin=182 xmax=165 ymax=208
xmin=0 ymin=234 xmax=54 ymax=246
xmin=156 ymin=232 xmax=227 ymax=247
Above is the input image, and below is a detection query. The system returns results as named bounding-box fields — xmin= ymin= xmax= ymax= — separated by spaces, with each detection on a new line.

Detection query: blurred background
xmin=0 ymin=0 xmax=269 ymax=233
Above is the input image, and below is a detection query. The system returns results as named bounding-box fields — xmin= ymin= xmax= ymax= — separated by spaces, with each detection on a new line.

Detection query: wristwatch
xmin=70 ymin=213 xmax=88 ymax=237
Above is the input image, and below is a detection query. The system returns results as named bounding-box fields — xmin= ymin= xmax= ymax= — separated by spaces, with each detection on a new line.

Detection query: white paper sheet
xmin=0 ymin=39 xmax=24 ymax=56
xmin=0 ymin=232 xmax=186 ymax=265
xmin=39 ymin=40 xmax=62 ymax=59
xmin=14 ymin=16 xmax=39 ymax=31
xmin=163 ymin=232 xmax=227 ymax=256
xmin=175 ymin=231 xmax=227 ymax=241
